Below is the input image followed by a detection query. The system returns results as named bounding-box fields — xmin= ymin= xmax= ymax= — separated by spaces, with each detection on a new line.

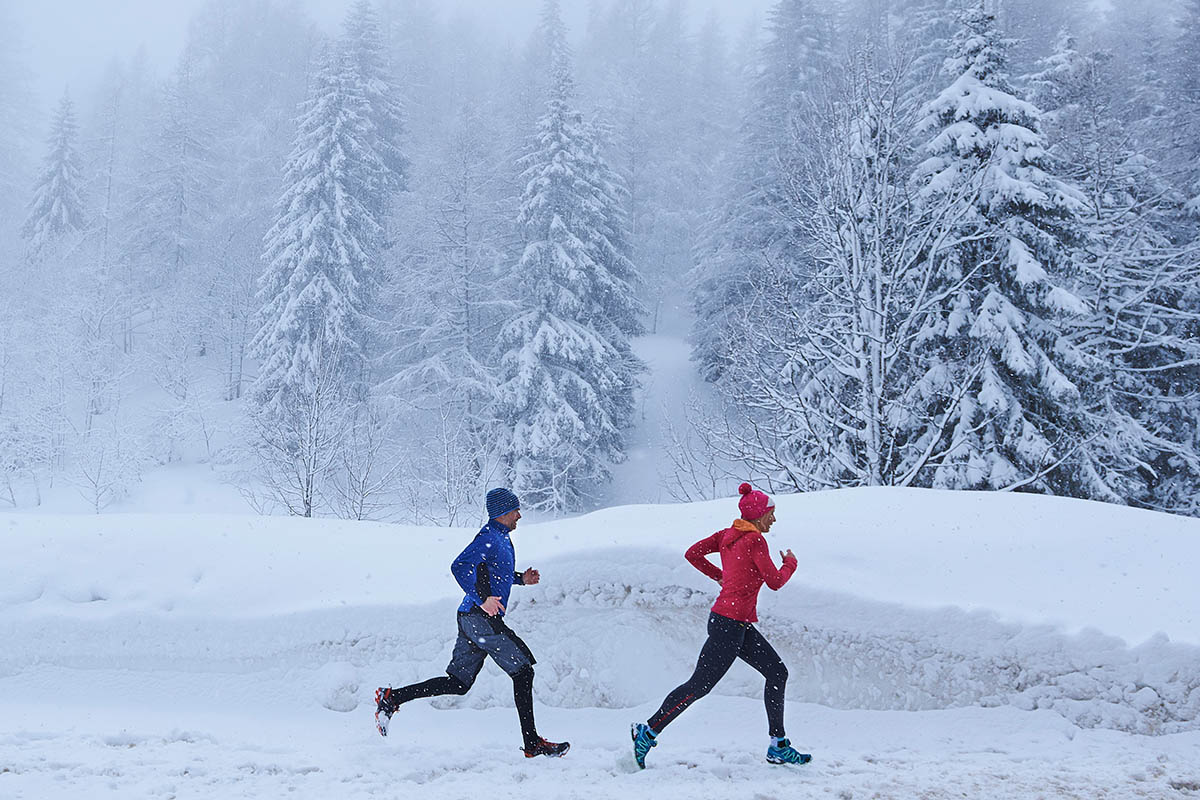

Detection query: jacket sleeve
xmin=685 ymin=532 xmax=724 ymax=583
xmin=513 ymin=571 xmax=525 ymax=586
xmin=451 ymin=536 xmax=489 ymax=606
xmin=751 ymin=534 xmax=796 ymax=591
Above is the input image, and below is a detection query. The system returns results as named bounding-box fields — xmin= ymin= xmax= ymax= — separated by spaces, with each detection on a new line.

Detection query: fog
xmin=1 ymin=0 xmax=1198 ymax=520
xmin=11 ymin=0 xmax=774 ymax=111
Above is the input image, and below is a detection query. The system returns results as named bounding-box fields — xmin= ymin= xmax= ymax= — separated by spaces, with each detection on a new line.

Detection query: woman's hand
xmin=780 ymin=549 xmax=796 ymax=562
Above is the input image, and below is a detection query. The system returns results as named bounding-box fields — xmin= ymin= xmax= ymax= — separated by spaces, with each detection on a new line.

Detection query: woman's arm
xmin=685 ymin=531 xmax=724 ymax=583
xmin=751 ymin=534 xmax=797 ymax=590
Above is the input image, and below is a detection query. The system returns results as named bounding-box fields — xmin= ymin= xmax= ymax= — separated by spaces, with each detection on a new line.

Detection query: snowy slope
xmin=2 ymin=488 xmax=1200 ymax=798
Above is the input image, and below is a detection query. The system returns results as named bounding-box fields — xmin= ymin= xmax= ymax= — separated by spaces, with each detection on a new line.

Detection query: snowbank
xmin=2 ymin=488 xmax=1198 ymax=735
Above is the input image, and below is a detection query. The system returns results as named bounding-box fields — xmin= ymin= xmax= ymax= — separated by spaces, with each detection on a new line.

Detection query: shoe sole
xmin=374 ymin=688 xmax=391 ymax=737
xmin=767 ymin=755 xmax=812 ymax=765
xmin=524 ymin=743 xmax=570 ymax=758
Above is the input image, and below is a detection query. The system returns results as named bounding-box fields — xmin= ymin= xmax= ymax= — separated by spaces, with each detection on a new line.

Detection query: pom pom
xmin=738 ymin=482 xmax=752 ymax=495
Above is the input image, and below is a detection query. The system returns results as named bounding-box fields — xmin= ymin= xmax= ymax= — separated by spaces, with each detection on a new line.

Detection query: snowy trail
xmin=2 ymin=692 xmax=1197 ymax=800
xmin=606 ymin=333 xmax=712 ymax=506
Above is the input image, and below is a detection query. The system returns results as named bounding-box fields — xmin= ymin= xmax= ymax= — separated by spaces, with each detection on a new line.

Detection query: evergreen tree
xmin=182 ymin=0 xmax=314 ymax=399
xmin=494 ymin=40 xmax=643 ymax=513
xmin=582 ymin=117 xmax=646 ymax=341
xmin=692 ymin=0 xmax=835 ymax=381
xmin=129 ymin=54 xmax=218 ymax=282
xmin=382 ymin=103 xmax=511 ymax=419
xmin=252 ymin=46 xmax=386 ymax=413
xmin=894 ymin=0 xmax=963 ymax=101
xmin=1031 ymin=33 xmax=1200 ymax=513
xmin=914 ymin=4 xmax=1119 ymax=501
xmin=0 ymin=6 xmax=34 ymax=241
xmin=22 ymin=91 xmax=86 ymax=257
xmin=993 ymin=0 xmax=1088 ymax=75
xmin=341 ymin=0 xmax=409 ymax=219
xmin=1172 ymin=0 xmax=1200 ymax=215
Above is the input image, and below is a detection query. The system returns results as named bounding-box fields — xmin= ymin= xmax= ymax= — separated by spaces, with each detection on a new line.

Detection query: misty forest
xmin=1 ymin=0 xmax=1198 ymax=522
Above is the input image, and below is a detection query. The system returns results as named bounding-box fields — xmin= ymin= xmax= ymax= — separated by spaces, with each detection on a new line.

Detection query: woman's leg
xmin=647 ymin=613 xmax=745 ymax=732
xmin=738 ymin=626 xmax=789 ymax=739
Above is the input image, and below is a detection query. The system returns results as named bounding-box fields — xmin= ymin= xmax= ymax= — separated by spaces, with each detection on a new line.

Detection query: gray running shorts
xmin=446 ymin=610 xmax=537 ymax=687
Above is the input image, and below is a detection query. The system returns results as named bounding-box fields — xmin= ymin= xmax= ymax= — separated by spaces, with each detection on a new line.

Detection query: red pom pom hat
xmin=737 ymin=482 xmax=774 ymax=521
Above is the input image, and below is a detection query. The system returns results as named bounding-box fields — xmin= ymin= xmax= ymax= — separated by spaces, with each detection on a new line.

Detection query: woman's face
xmin=757 ymin=507 xmax=776 ymax=533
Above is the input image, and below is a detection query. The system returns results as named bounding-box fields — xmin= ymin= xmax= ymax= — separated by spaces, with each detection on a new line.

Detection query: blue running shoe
xmin=767 ymin=738 xmax=812 ymax=765
xmin=631 ymin=722 xmax=657 ymax=769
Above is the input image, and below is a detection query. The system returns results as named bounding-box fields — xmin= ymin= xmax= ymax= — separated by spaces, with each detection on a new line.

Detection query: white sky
xmin=11 ymin=0 xmax=773 ymax=111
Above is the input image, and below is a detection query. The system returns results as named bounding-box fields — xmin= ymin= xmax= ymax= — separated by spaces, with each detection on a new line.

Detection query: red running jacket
xmin=685 ymin=518 xmax=798 ymax=623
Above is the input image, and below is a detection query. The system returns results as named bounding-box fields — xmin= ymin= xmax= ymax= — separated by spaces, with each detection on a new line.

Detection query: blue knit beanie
xmin=486 ymin=487 xmax=520 ymax=519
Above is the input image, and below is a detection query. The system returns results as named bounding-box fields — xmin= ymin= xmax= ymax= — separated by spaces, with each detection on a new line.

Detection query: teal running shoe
xmin=767 ymin=738 xmax=812 ymax=765
xmin=631 ymin=722 xmax=657 ymax=769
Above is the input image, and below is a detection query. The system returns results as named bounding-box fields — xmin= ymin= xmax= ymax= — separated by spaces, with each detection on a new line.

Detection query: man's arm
xmin=515 ymin=568 xmax=540 ymax=585
xmin=450 ymin=536 xmax=489 ymax=607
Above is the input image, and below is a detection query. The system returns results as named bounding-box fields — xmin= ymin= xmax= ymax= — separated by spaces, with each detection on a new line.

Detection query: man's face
xmin=497 ymin=508 xmax=521 ymax=529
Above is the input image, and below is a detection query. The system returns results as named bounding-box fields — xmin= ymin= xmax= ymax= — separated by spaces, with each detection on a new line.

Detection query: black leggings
xmin=386 ymin=667 xmax=539 ymax=748
xmin=648 ymin=612 xmax=789 ymax=738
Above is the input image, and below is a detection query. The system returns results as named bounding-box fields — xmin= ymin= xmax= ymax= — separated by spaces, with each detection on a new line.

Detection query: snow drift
xmin=2 ymin=487 xmax=1198 ymax=736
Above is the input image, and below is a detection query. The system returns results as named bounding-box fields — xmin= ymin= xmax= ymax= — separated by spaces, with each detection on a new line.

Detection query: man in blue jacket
xmin=374 ymin=488 xmax=569 ymax=758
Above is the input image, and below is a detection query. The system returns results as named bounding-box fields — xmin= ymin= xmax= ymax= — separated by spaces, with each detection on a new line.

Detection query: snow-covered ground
xmin=3 ymin=488 xmax=1200 ymax=798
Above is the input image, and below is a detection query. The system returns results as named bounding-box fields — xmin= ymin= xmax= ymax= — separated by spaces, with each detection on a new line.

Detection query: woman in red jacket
xmin=630 ymin=483 xmax=810 ymax=768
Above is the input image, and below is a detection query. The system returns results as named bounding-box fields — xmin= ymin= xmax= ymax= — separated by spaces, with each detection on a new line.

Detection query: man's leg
xmin=457 ymin=612 xmax=567 ymax=757
xmin=375 ymin=616 xmax=486 ymax=736
xmin=383 ymin=674 xmax=470 ymax=706
xmin=511 ymin=664 xmax=538 ymax=749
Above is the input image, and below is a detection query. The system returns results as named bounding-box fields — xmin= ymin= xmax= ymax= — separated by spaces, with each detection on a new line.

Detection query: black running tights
xmin=648 ymin=612 xmax=789 ymax=738
xmin=390 ymin=667 xmax=539 ymax=748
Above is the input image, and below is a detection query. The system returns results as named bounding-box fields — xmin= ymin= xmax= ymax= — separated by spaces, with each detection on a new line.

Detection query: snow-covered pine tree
xmin=1030 ymin=33 xmax=1200 ymax=514
xmin=384 ymin=105 xmax=507 ymax=401
xmin=250 ymin=46 xmax=387 ymax=516
xmin=85 ymin=52 xmax=159 ymax=354
xmin=128 ymin=53 xmax=218 ymax=282
xmin=378 ymin=103 xmax=512 ymax=520
xmin=714 ymin=54 xmax=983 ymax=491
xmin=22 ymin=91 xmax=86 ymax=259
xmin=992 ymin=0 xmax=1087 ymax=76
xmin=494 ymin=29 xmax=643 ymax=513
xmin=914 ymin=3 xmax=1120 ymax=501
xmin=581 ymin=117 xmax=646 ymax=342
xmin=580 ymin=0 xmax=694 ymax=325
xmin=181 ymin=0 xmax=314 ymax=401
xmin=692 ymin=0 xmax=835 ymax=381
xmin=893 ymin=0 xmax=963 ymax=99
xmin=1171 ymin=0 xmax=1200 ymax=217
xmin=0 ymin=7 xmax=34 ymax=244
xmin=341 ymin=0 xmax=408 ymax=220
xmin=253 ymin=45 xmax=386 ymax=408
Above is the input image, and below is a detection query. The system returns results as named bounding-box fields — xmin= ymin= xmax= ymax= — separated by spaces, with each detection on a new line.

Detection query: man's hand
xmin=780 ymin=549 xmax=796 ymax=562
xmin=521 ymin=567 xmax=540 ymax=585
xmin=480 ymin=596 xmax=505 ymax=616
